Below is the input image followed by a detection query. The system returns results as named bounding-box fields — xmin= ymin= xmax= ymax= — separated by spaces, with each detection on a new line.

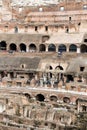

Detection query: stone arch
xmin=50 ymin=95 xmax=58 ymax=102
xmin=29 ymin=43 xmax=37 ymax=52
xmin=58 ymin=44 xmax=66 ymax=53
xmin=63 ymin=97 xmax=70 ymax=103
xmin=19 ymin=43 xmax=26 ymax=52
xmin=0 ymin=41 xmax=7 ymax=50
xmin=48 ymin=44 xmax=56 ymax=52
xmin=69 ymin=44 xmax=77 ymax=52
xmin=39 ymin=44 xmax=46 ymax=52
xmin=42 ymin=35 xmax=49 ymax=42
xmin=66 ymin=74 xmax=74 ymax=82
xmin=76 ymin=98 xmax=79 ymax=105
xmin=24 ymin=93 xmax=31 ymax=100
xmin=49 ymin=65 xmax=53 ymax=70
xmin=82 ymin=105 xmax=86 ymax=112
xmin=55 ymin=65 xmax=63 ymax=70
xmin=45 ymin=65 xmax=53 ymax=78
xmin=36 ymin=94 xmax=45 ymax=102
xmin=20 ymin=64 xmax=26 ymax=69
xmin=14 ymin=26 xmax=18 ymax=33
xmin=80 ymin=44 xmax=87 ymax=53
xmin=45 ymin=64 xmax=53 ymax=70
xmin=9 ymin=43 xmax=17 ymax=51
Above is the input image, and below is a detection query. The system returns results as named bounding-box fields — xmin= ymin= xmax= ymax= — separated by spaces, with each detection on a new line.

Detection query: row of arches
xmin=25 ymin=93 xmax=78 ymax=104
xmin=45 ymin=65 xmax=63 ymax=70
xmin=0 ymin=41 xmax=87 ymax=53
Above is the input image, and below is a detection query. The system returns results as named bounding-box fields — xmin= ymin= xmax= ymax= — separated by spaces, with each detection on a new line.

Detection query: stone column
xmin=17 ymin=44 xmax=19 ymax=52
xmin=46 ymin=45 xmax=48 ymax=52
xmin=51 ymin=77 xmax=55 ymax=88
xmin=43 ymin=73 xmax=47 ymax=83
xmin=7 ymin=44 xmax=9 ymax=51
xmin=58 ymin=73 xmax=61 ymax=81
xmin=77 ymin=46 xmax=80 ymax=53
xmin=26 ymin=45 xmax=29 ymax=52
xmin=67 ymin=46 xmax=69 ymax=52
xmin=40 ymin=78 xmax=44 ymax=87
xmin=56 ymin=45 xmax=58 ymax=52
xmin=36 ymin=45 xmax=39 ymax=53
xmin=7 ymin=73 xmax=10 ymax=78
xmin=24 ymin=107 xmax=28 ymax=117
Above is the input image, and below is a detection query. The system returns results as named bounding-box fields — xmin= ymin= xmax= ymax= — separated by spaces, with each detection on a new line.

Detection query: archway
xmin=48 ymin=44 xmax=56 ymax=52
xmin=50 ymin=95 xmax=58 ymax=102
xmin=49 ymin=66 xmax=53 ymax=70
xmin=58 ymin=44 xmax=66 ymax=53
xmin=82 ymin=105 xmax=86 ymax=112
xmin=39 ymin=44 xmax=46 ymax=52
xmin=66 ymin=74 xmax=74 ymax=82
xmin=20 ymin=43 xmax=26 ymax=52
xmin=80 ymin=44 xmax=87 ymax=53
xmin=55 ymin=66 xmax=64 ymax=81
xmin=55 ymin=66 xmax=63 ymax=70
xmin=9 ymin=43 xmax=17 ymax=51
xmin=25 ymin=93 xmax=31 ymax=98
xmin=14 ymin=26 xmax=18 ymax=33
xmin=36 ymin=94 xmax=45 ymax=102
xmin=46 ymin=65 xmax=53 ymax=78
xmin=24 ymin=93 xmax=31 ymax=101
xmin=29 ymin=43 xmax=37 ymax=52
xmin=63 ymin=97 xmax=70 ymax=103
xmin=69 ymin=44 xmax=77 ymax=52
xmin=42 ymin=35 xmax=49 ymax=42
xmin=0 ymin=41 xmax=7 ymax=50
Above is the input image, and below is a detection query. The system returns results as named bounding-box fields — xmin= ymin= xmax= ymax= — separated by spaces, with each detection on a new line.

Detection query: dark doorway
xmin=36 ymin=94 xmax=45 ymax=102
xmin=48 ymin=44 xmax=56 ymax=52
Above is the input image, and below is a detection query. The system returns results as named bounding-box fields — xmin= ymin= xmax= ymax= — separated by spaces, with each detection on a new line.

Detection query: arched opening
xmin=76 ymin=98 xmax=79 ymax=105
xmin=0 ymin=41 xmax=7 ymax=50
xmin=48 ymin=44 xmax=56 ymax=52
xmin=55 ymin=66 xmax=64 ymax=81
xmin=42 ymin=35 xmax=49 ymax=42
xmin=80 ymin=44 xmax=87 ymax=53
xmin=66 ymin=75 xmax=74 ymax=82
xmin=36 ymin=94 xmax=45 ymax=102
xmin=82 ymin=105 xmax=86 ymax=112
xmin=63 ymin=97 xmax=70 ymax=103
xmin=9 ymin=43 xmax=17 ymax=51
xmin=84 ymin=39 xmax=87 ymax=42
xmin=50 ymin=95 xmax=58 ymax=102
xmin=58 ymin=44 xmax=66 ymax=53
xmin=46 ymin=65 xmax=53 ymax=78
xmin=69 ymin=44 xmax=77 ymax=52
xmin=39 ymin=44 xmax=46 ymax=52
xmin=29 ymin=44 xmax=37 ymax=52
xmin=14 ymin=26 xmax=18 ymax=33
xmin=25 ymin=93 xmax=31 ymax=101
xmin=20 ymin=43 xmax=26 ymax=52
xmin=49 ymin=66 xmax=53 ymax=70
xmin=55 ymin=66 xmax=63 ymax=70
